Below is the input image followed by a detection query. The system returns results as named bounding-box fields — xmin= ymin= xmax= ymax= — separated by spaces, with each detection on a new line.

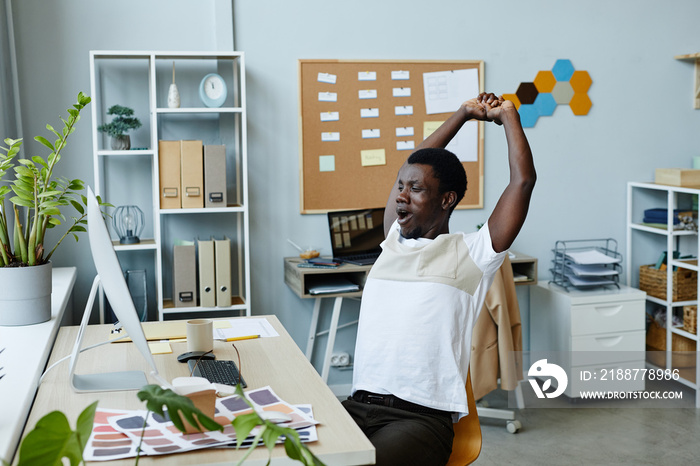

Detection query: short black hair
xmin=407 ymin=148 xmax=467 ymax=209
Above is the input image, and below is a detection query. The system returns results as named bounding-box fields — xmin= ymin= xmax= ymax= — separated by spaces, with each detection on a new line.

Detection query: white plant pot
xmin=0 ymin=262 xmax=52 ymax=326
xmin=111 ymin=135 xmax=131 ymax=150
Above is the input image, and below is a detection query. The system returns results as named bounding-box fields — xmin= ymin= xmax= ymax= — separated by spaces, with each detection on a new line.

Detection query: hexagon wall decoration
xmin=503 ymin=59 xmax=592 ymax=127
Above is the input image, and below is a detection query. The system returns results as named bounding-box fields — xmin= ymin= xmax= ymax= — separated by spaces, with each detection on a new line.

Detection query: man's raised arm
xmin=484 ymin=98 xmax=536 ymax=253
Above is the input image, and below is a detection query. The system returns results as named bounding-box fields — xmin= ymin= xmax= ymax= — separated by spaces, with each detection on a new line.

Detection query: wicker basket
xmin=646 ymin=320 xmax=696 ymax=368
xmin=684 ymin=305 xmax=698 ymax=335
xmin=638 ymin=264 xmax=697 ymax=301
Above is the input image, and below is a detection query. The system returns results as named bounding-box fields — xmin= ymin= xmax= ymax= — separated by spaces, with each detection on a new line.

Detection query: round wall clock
xmin=199 ymin=73 xmax=227 ymax=108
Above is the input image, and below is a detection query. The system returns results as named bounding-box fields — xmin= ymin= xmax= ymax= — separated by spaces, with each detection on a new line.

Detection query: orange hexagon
xmin=569 ymin=92 xmax=592 ymax=115
xmin=534 ymin=70 xmax=556 ymax=93
xmin=570 ymin=70 xmax=592 ymax=93
xmin=502 ymin=93 xmax=521 ymax=109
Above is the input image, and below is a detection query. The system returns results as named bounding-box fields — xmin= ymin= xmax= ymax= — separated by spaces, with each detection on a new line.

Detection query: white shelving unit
xmin=89 ymin=51 xmax=250 ymax=321
xmin=626 ymin=181 xmax=700 ymax=407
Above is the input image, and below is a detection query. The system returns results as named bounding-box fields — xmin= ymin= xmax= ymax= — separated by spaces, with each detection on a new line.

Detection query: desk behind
xmin=283 ymin=253 xmax=537 ymax=390
xmin=0 ymin=267 xmax=76 ymax=465
xmin=283 ymin=258 xmax=372 ymax=299
xmin=23 ymin=315 xmax=374 ymax=465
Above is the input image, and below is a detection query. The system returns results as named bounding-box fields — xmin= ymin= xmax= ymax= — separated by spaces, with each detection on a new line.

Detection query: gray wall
xmin=10 ymin=0 xmax=700 ymax=386
xmin=11 ymin=0 xmax=233 ymax=323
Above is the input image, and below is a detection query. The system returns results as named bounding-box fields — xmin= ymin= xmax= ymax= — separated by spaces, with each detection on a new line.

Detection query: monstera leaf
xmin=15 ymin=401 xmax=97 ymax=466
xmin=230 ymin=384 xmax=325 ymax=466
xmin=136 ymin=384 xmax=222 ymax=433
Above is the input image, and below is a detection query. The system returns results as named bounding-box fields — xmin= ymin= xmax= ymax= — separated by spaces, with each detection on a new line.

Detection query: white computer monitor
xmin=68 ymin=187 xmax=162 ymax=392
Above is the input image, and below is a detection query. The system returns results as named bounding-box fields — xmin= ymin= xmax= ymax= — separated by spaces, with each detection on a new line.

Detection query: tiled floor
xmin=476 ymin=379 xmax=700 ymax=465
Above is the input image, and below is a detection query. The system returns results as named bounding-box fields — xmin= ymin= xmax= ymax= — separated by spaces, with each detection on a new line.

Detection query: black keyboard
xmin=187 ymin=359 xmax=247 ymax=388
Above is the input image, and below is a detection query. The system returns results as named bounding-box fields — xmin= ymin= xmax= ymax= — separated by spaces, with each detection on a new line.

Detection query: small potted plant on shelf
xmin=0 ymin=92 xmax=111 ymax=326
xmin=97 ymin=104 xmax=142 ymax=150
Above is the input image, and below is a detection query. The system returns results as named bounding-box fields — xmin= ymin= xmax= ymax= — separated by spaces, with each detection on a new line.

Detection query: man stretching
xmin=342 ymin=93 xmax=536 ymax=465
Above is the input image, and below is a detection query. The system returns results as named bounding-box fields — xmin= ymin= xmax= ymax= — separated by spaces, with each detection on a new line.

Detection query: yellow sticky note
xmin=149 ymin=342 xmax=172 ymax=355
xmin=214 ymin=320 xmax=231 ymax=329
xmin=423 ymin=121 xmax=444 ymax=140
xmin=361 ymin=149 xmax=386 ymax=167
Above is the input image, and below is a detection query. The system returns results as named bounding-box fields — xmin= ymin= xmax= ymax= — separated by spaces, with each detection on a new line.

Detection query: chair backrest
xmin=446 ymin=370 xmax=482 ymax=466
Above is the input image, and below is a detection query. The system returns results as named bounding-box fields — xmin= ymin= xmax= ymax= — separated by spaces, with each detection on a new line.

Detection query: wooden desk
xmin=284 ymin=258 xmax=372 ymax=384
xmin=509 ymin=250 xmax=538 ymax=286
xmin=0 ymin=267 xmax=76 ymax=465
xmin=22 ymin=315 xmax=375 ymax=465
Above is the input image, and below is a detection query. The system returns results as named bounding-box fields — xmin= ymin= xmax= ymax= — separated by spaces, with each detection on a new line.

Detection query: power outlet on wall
xmin=330 ymin=352 xmax=351 ymax=367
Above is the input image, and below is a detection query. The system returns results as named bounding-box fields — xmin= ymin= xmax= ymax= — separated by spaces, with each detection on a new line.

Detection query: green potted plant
xmin=0 ymin=92 xmax=110 ymax=326
xmin=97 ymin=104 xmax=142 ymax=150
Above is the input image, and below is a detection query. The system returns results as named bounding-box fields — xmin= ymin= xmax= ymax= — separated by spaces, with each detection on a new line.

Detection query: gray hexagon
xmin=552 ymin=81 xmax=574 ymax=105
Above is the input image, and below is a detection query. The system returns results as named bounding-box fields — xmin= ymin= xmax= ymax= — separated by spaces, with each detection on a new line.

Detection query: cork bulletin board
xmin=298 ymin=59 xmax=484 ymax=214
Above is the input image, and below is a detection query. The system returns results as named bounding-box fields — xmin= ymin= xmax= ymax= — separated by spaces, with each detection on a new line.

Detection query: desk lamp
xmin=113 ymin=205 xmax=144 ymax=244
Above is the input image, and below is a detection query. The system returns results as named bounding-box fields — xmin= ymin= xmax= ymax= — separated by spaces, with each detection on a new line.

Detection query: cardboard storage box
xmin=655 ymin=168 xmax=700 ymax=187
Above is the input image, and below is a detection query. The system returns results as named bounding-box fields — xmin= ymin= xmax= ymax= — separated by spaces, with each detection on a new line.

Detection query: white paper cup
xmin=186 ymin=319 xmax=214 ymax=353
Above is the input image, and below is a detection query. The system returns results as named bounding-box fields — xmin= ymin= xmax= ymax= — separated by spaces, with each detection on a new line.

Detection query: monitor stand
xmin=68 ymin=276 xmax=148 ymax=392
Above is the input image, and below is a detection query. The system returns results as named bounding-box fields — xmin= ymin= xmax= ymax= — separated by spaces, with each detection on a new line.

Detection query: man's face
xmin=395 ymin=163 xmax=449 ymax=239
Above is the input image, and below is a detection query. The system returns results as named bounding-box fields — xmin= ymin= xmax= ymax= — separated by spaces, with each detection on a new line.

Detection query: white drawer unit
xmin=570 ymin=301 xmax=643 ymax=336
xmin=530 ymin=282 xmax=646 ymax=398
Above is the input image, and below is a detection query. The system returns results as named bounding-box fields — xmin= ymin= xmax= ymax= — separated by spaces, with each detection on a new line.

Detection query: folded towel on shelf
xmin=643 ymin=208 xmax=682 ymax=224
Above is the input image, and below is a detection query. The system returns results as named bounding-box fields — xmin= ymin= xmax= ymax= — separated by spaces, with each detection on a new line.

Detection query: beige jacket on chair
xmin=470 ymin=256 xmax=523 ymax=400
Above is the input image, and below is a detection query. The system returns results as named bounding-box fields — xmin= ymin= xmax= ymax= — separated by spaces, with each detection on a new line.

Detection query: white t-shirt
xmin=351 ymin=221 xmax=506 ymax=421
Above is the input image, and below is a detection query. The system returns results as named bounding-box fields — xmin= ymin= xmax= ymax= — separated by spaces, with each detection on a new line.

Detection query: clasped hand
xmin=462 ymin=92 xmax=514 ymax=126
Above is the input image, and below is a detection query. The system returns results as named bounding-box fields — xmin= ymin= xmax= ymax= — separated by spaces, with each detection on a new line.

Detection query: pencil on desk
xmin=226 ymin=334 xmax=260 ymax=342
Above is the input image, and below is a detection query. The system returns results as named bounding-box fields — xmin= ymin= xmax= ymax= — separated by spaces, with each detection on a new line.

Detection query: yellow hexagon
xmin=502 ymin=93 xmax=520 ymax=109
xmin=570 ymin=70 xmax=592 ymax=93
xmin=570 ymin=92 xmax=592 ymax=115
xmin=534 ymin=71 xmax=556 ymax=93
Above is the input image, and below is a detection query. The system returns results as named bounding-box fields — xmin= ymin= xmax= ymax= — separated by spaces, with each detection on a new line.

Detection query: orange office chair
xmin=446 ymin=370 xmax=482 ymax=466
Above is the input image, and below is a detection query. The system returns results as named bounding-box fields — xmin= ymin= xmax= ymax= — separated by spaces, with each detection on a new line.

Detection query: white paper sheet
xmin=446 ymin=121 xmax=478 ymax=162
xmin=565 ymin=249 xmax=621 ymax=265
xmin=423 ymin=69 xmax=479 ymax=115
xmin=318 ymin=92 xmax=337 ymax=102
xmin=565 ymin=273 xmax=617 ymax=287
xmin=566 ymin=262 xmax=619 ymax=276
xmin=362 ymin=129 xmax=380 ymax=139
xmin=216 ymin=318 xmax=280 ymax=340
xmin=393 ymin=87 xmax=411 ymax=97
xmin=360 ymin=108 xmax=379 ymax=118
xmin=358 ymin=71 xmax=376 ymax=81
xmin=320 ymin=111 xmax=339 ymax=122
xmin=396 ymin=127 xmax=414 ymax=137
xmin=317 ymin=72 xmax=336 ymax=84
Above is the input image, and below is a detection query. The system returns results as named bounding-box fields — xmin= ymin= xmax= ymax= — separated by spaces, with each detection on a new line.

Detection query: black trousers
xmin=342 ymin=397 xmax=454 ymax=466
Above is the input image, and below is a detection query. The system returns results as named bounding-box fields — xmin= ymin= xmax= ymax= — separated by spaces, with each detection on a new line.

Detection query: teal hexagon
xmin=518 ymin=104 xmax=539 ymax=128
xmin=533 ymin=93 xmax=556 ymax=117
xmin=552 ymin=59 xmax=575 ymax=81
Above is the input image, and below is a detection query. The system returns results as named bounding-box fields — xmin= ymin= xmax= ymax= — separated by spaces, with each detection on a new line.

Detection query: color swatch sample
xmin=83 ymin=386 xmax=318 ymax=461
